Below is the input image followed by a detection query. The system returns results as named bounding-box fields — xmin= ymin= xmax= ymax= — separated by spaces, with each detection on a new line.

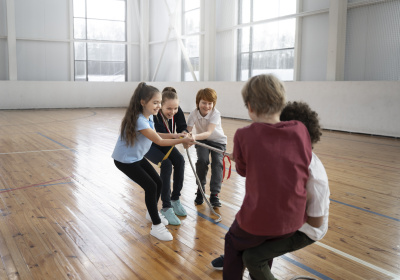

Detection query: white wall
xmin=1 ymin=81 xmax=399 ymax=138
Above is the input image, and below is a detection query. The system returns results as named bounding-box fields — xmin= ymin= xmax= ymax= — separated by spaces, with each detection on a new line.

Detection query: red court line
xmin=0 ymin=176 xmax=71 ymax=194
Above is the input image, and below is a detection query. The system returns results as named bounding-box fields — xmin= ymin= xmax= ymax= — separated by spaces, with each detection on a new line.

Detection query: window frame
xmin=237 ymin=0 xmax=296 ymax=81
xmin=72 ymin=0 xmax=128 ymax=82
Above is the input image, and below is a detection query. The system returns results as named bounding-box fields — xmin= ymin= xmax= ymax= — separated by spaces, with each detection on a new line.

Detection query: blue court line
xmin=0 ymin=181 xmax=72 ymax=192
xmin=37 ymin=132 xmax=77 ymax=153
xmin=330 ymin=199 xmax=400 ymax=222
xmin=222 ymin=167 xmax=400 ymax=223
xmin=184 ymin=204 xmax=333 ymax=280
xmin=281 ymin=255 xmax=333 ymax=280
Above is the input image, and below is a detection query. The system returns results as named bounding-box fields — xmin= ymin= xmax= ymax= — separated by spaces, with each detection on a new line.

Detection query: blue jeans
xmin=195 ymin=140 xmax=226 ymax=194
xmin=145 ymin=145 xmax=185 ymax=208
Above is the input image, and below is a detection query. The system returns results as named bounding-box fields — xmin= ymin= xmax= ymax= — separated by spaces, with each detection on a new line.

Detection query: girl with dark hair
xmin=112 ymin=82 xmax=193 ymax=241
xmin=145 ymin=87 xmax=189 ymax=225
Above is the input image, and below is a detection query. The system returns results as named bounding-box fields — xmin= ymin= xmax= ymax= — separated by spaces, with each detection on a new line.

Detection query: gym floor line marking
xmin=185 ymin=204 xmax=398 ymax=279
xmin=217 ymin=169 xmax=399 ymax=223
xmin=37 ymin=132 xmax=77 ymax=153
xmin=0 ymin=149 xmax=70 ymax=155
xmin=183 ymin=204 xmax=333 ymax=280
xmin=330 ymin=199 xmax=400 ymax=222
xmin=1 ymin=177 xmax=395 ymax=278
xmin=0 ymin=177 xmax=72 ymax=194
xmin=315 ymin=242 xmax=399 ymax=279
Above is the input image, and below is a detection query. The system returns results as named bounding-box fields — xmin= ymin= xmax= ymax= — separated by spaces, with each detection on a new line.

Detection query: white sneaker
xmin=146 ymin=210 xmax=168 ymax=225
xmin=150 ymin=223 xmax=173 ymax=241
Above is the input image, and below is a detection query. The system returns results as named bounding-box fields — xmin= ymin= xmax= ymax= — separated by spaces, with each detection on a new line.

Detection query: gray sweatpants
xmin=195 ymin=140 xmax=226 ymax=194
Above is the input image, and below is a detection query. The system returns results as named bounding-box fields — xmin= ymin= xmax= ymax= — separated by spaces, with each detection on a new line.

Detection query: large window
xmin=237 ymin=0 xmax=296 ymax=81
xmin=182 ymin=0 xmax=200 ymax=81
xmin=73 ymin=0 xmax=126 ymax=81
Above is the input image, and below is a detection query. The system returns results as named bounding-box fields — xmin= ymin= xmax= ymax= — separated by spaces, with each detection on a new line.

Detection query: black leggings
xmin=114 ymin=159 xmax=163 ymax=225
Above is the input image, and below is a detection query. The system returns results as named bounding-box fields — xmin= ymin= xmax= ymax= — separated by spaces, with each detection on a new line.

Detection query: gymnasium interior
xmin=0 ymin=0 xmax=399 ymax=279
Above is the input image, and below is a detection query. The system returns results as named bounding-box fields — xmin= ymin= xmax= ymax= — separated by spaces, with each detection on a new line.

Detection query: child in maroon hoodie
xmin=223 ymin=74 xmax=312 ymax=279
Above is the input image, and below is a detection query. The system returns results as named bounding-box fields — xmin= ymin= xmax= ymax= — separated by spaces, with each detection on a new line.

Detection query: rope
xmin=186 ymin=148 xmax=222 ymax=223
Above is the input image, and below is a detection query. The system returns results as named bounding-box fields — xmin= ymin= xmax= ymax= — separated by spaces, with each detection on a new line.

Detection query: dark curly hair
xmin=280 ymin=101 xmax=322 ymax=146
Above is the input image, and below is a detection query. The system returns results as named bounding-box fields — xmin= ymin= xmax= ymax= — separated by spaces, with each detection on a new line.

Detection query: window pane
xmin=87 ymin=0 xmax=126 ymax=21
xmin=252 ymin=19 xmax=295 ymax=51
xmin=240 ymin=0 xmax=251 ymax=24
xmin=74 ymin=18 xmax=86 ymax=39
xmin=183 ymin=57 xmax=199 ymax=81
xmin=253 ymin=22 xmax=279 ymax=51
xmin=73 ymin=0 xmax=86 ymax=18
xmin=74 ymin=42 xmax=86 ymax=60
xmin=184 ymin=9 xmax=200 ymax=34
xmin=88 ymin=61 xmax=126 ymax=81
xmin=87 ymin=19 xmax=125 ymax=41
xmin=251 ymin=50 xmax=294 ymax=81
xmin=239 ymin=27 xmax=250 ymax=52
xmin=75 ymin=61 xmax=87 ymax=81
xmin=87 ymin=43 xmax=125 ymax=61
xmin=279 ymin=0 xmax=296 ymax=16
xmin=184 ymin=36 xmax=199 ymax=57
xmin=279 ymin=18 xmax=295 ymax=48
xmin=253 ymin=0 xmax=279 ymax=21
xmin=184 ymin=0 xmax=200 ymax=11
xmin=239 ymin=53 xmax=249 ymax=81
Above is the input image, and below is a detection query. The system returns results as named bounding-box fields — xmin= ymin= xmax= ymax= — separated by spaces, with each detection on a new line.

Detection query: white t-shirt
xmin=298 ymin=152 xmax=330 ymax=241
xmin=187 ymin=108 xmax=227 ymax=145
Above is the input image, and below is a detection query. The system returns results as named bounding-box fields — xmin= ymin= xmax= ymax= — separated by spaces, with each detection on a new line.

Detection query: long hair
xmin=120 ymin=82 xmax=159 ymax=146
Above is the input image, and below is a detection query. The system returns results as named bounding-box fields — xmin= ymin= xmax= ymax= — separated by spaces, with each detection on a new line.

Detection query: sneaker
xmin=146 ymin=210 xmax=168 ymax=226
xmin=211 ymin=255 xmax=224 ymax=270
xmin=194 ymin=188 xmax=204 ymax=205
xmin=210 ymin=194 xmax=222 ymax=207
xmin=150 ymin=223 xmax=173 ymax=241
xmin=161 ymin=208 xmax=181 ymax=225
xmin=171 ymin=200 xmax=187 ymax=216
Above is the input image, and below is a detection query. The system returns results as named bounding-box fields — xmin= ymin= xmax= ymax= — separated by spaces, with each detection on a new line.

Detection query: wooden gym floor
xmin=0 ymin=108 xmax=399 ymax=280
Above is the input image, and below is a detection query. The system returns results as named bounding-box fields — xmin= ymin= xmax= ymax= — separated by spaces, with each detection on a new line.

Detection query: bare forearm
xmin=307 ymin=216 xmax=324 ymax=228
xmin=193 ymin=131 xmax=212 ymax=141
xmin=158 ymin=133 xmax=178 ymax=139
xmin=154 ymin=138 xmax=185 ymax=146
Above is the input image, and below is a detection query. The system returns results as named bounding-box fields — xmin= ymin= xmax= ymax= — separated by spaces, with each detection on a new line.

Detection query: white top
xmin=298 ymin=152 xmax=330 ymax=241
xmin=187 ymin=108 xmax=227 ymax=144
xmin=112 ymin=114 xmax=154 ymax=163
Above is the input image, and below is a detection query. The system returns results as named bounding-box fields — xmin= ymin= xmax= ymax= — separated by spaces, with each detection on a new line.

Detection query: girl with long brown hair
xmin=112 ymin=82 xmax=193 ymax=241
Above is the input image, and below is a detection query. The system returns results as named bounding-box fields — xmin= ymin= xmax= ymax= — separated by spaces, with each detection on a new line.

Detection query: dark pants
xmin=145 ymin=145 xmax=185 ymax=208
xmin=223 ymin=219 xmax=295 ymax=280
xmin=195 ymin=140 xmax=226 ymax=194
xmin=114 ymin=159 xmax=163 ymax=225
xmin=243 ymin=231 xmax=315 ymax=280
